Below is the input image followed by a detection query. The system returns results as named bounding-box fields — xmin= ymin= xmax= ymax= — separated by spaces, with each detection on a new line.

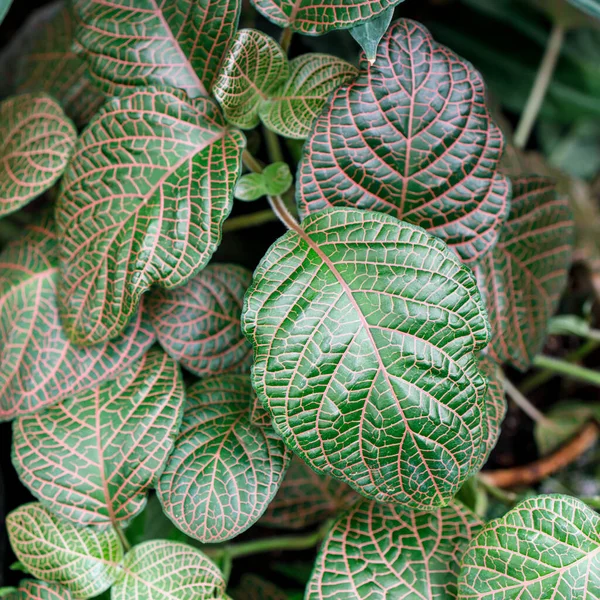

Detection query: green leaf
xmin=232 ymin=575 xmax=286 ymax=600
xmin=158 ymin=375 xmax=291 ymax=542
xmin=12 ymin=348 xmax=184 ymax=527
xmin=148 ymin=264 xmax=253 ymax=378
xmin=261 ymin=456 xmax=358 ymax=530
xmin=263 ymin=162 xmax=293 ymax=195
xmin=235 ymin=173 xmax=268 ymax=202
xmin=349 ymin=6 xmax=394 ymax=63
xmin=0 ymin=0 xmax=12 ymax=26
xmin=567 ymin=0 xmax=600 ymax=19
xmin=250 ymin=0 xmax=406 ymax=34
xmin=213 ymin=29 xmax=289 ymax=129
xmin=6 ymin=581 xmax=72 ymax=600
xmin=459 ymin=494 xmax=600 ymax=598
xmin=475 ymin=176 xmax=575 ymax=370
xmin=0 ymin=2 xmax=105 ymax=127
xmin=56 ymin=87 xmax=245 ymax=345
xmin=72 ymin=0 xmax=241 ymax=97
xmin=479 ymin=356 xmax=506 ymax=461
xmin=0 ymin=93 xmax=76 ymax=217
xmin=111 ymin=540 xmax=227 ymax=600
xmin=7 ymin=503 xmax=122 ymax=598
xmin=0 ymin=219 xmax=155 ymax=421
xmin=259 ymin=54 xmax=357 ymax=140
xmin=243 ymin=207 xmax=491 ymax=508
xmin=297 ymin=19 xmax=511 ymax=264
xmin=307 ymin=499 xmax=482 ymax=599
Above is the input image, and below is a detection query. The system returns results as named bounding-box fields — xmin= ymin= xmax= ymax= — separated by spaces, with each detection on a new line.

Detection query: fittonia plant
xmin=0 ymin=1 xmax=598 ymax=599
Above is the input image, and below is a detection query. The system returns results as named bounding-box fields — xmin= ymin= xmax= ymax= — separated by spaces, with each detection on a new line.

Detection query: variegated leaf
xmin=242 ymin=208 xmax=490 ymax=508
xmin=259 ymin=54 xmax=357 ymax=139
xmin=158 ymin=375 xmax=291 ymax=542
xmin=6 ymin=503 xmax=122 ymax=598
xmin=0 ymin=93 xmax=76 ymax=217
xmin=6 ymin=581 xmax=72 ymax=600
xmin=56 ymin=87 xmax=245 ymax=345
xmin=148 ymin=264 xmax=253 ymax=378
xmin=479 ymin=355 xmax=506 ymax=461
xmin=72 ymin=0 xmax=241 ymax=97
xmin=0 ymin=219 xmax=155 ymax=421
xmin=307 ymin=499 xmax=482 ymax=599
xmin=12 ymin=348 xmax=184 ymax=527
xmin=297 ymin=19 xmax=511 ymax=264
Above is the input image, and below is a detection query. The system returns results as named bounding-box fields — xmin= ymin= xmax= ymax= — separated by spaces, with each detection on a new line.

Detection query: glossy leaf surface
xmin=112 ymin=541 xmax=227 ymax=600
xmin=6 ymin=581 xmax=72 ymax=600
xmin=567 ymin=0 xmax=600 ymax=19
xmin=158 ymin=375 xmax=290 ymax=542
xmin=479 ymin=355 xmax=506 ymax=461
xmin=475 ymin=176 xmax=574 ymax=370
xmin=308 ymin=499 xmax=482 ymax=599
xmin=297 ymin=19 xmax=510 ymax=264
xmin=7 ymin=503 xmax=122 ymax=598
xmin=148 ymin=264 xmax=253 ymax=378
xmin=0 ymin=93 xmax=76 ymax=217
xmin=243 ymin=208 xmax=490 ymax=508
xmin=459 ymin=495 xmax=600 ymax=598
xmin=259 ymin=54 xmax=357 ymax=139
xmin=235 ymin=174 xmax=267 ymax=202
xmin=12 ymin=348 xmax=184 ymax=527
xmin=263 ymin=163 xmax=293 ymax=195
xmin=349 ymin=6 xmax=394 ymax=63
xmin=57 ymin=88 xmax=245 ymax=345
xmin=0 ymin=220 xmax=155 ymax=421
xmin=72 ymin=0 xmax=240 ymax=97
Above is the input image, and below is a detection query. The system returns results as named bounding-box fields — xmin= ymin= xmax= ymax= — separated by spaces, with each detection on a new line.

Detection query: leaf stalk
xmin=532 ymin=354 xmax=600 ymax=387
xmin=503 ymin=375 xmax=556 ymax=428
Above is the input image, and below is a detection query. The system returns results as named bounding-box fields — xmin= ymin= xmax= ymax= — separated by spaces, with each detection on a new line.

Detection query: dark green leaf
xmin=479 ymin=356 xmax=506 ymax=461
xmin=235 ymin=173 xmax=268 ymax=202
xmin=263 ymin=162 xmax=293 ymax=195
xmin=0 ymin=0 xmax=12 ymax=26
xmin=6 ymin=581 xmax=72 ymax=600
xmin=349 ymin=6 xmax=394 ymax=63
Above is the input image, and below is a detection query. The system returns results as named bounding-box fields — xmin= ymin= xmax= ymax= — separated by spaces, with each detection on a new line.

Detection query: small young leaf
xmin=56 ymin=87 xmax=245 ymax=345
xmin=0 ymin=93 xmax=76 ymax=217
xmin=459 ymin=495 xmax=600 ymax=598
xmin=297 ymin=19 xmax=510 ymax=264
xmin=243 ymin=208 xmax=490 ymax=508
xmin=307 ymin=499 xmax=482 ymax=599
xmin=479 ymin=355 xmax=506 ymax=461
xmin=213 ymin=29 xmax=289 ymax=129
xmin=12 ymin=348 xmax=184 ymax=527
xmin=158 ymin=375 xmax=291 ymax=542
xmin=112 ymin=540 xmax=227 ymax=600
xmin=259 ymin=54 xmax=358 ymax=139
xmin=235 ymin=173 xmax=268 ymax=202
xmin=349 ymin=6 xmax=395 ymax=63
xmin=263 ymin=162 xmax=293 ymax=195
xmin=148 ymin=264 xmax=253 ymax=378
xmin=6 ymin=581 xmax=72 ymax=600
xmin=72 ymin=0 xmax=241 ymax=97
xmin=7 ymin=503 xmax=122 ymax=598
xmin=0 ymin=219 xmax=155 ymax=421
xmin=475 ymin=176 xmax=575 ymax=370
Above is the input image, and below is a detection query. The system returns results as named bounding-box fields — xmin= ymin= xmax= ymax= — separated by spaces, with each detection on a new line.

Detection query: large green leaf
xmin=12 ymin=348 xmax=184 ymax=527
xmin=0 ymin=219 xmax=155 ymax=421
xmin=250 ymin=0 xmax=405 ymax=34
xmin=6 ymin=503 xmax=122 ymax=598
xmin=6 ymin=581 xmax=72 ymax=600
xmin=242 ymin=208 xmax=490 ymax=508
xmin=297 ymin=19 xmax=510 ymax=264
xmin=259 ymin=54 xmax=357 ymax=139
xmin=148 ymin=264 xmax=252 ymax=378
xmin=0 ymin=93 xmax=76 ymax=217
xmin=479 ymin=356 xmax=506 ymax=461
xmin=111 ymin=540 xmax=227 ymax=600
xmin=158 ymin=375 xmax=290 ymax=542
xmin=459 ymin=495 xmax=600 ymax=598
xmin=567 ymin=0 xmax=600 ymax=18
xmin=72 ymin=0 xmax=240 ymax=97
xmin=56 ymin=87 xmax=245 ymax=345
xmin=213 ymin=29 xmax=289 ymax=130
xmin=308 ymin=499 xmax=482 ymax=599
xmin=475 ymin=176 xmax=575 ymax=370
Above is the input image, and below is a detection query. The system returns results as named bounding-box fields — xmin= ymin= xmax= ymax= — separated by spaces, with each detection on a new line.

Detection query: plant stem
xmin=503 ymin=375 xmax=556 ymax=428
xmin=532 ymin=354 xmax=600 ymax=387
xmin=220 ymin=551 xmax=233 ymax=583
xmin=279 ymin=27 xmax=293 ymax=54
xmin=223 ymin=209 xmax=278 ymax=232
xmin=477 ymin=477 xmax=518 ymax=505
xmin=513 ymin=23 xmax=564 ymax=149
xmin=242 ymin=149 xmax=264 ymax=174
xmin=115 ymin=524 xmax=131 ymax=552
xmin=263 ymin=125 xmax=285 ymax=164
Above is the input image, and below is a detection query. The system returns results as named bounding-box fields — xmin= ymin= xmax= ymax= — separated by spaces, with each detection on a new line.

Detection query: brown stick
xmin=480 ymin=422 xmax=599 ymax=489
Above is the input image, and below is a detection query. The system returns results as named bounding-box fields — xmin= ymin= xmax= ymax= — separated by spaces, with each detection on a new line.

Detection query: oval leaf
xmin=297 ymin=19 xmax=511 ymax=264
xmin=148 ymin=264 xmax=253 ymax=378
xmin=8 ymin=581 xmax=72 ymax=600
xmin=158 ymin=375 xmax=291 ymax=542
xmin=213 ymin=29 xmax=289 ymax=130
xmin=0 ymin=93 xmax=76 ymax=217
xmin=235 ymin=173 xmax=267 ymax=202
xmin=459 ymin=495 xmax=600 ymax=598
xmin=112 ymin=540 xmax=227 ymax=600
xmin=72 ymin=0 xmax=241 ymax=97
xmin=12 ymin=348 xmax=184 ymax=527
xmin=479 ymin=355 xmax=506 ymax=461
xmin=0 ymin=219 xmax=155 ymax=421
xmin=263 ymin=162 xmax=293 ymax=196
xmin=307 ymin=498 xmax=482 ymax=599
xmin=259 ymin=54 xmax=357 ymax=139
xmin=475 ymin=176 xmax=575 ymax=370
xmin=56 ymin=87 xmax=245 ymax=345
xmin=243 ymin=207 xmax=490 ymax=508
xmin=7 ymin=503 xmax=122 ymax=598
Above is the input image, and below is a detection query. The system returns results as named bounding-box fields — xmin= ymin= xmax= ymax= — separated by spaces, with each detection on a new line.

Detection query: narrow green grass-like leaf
xmin=5 ymin=581 xmax=72 ymax=600
xmin=243 ymin=207 xmax=490 ymax=508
